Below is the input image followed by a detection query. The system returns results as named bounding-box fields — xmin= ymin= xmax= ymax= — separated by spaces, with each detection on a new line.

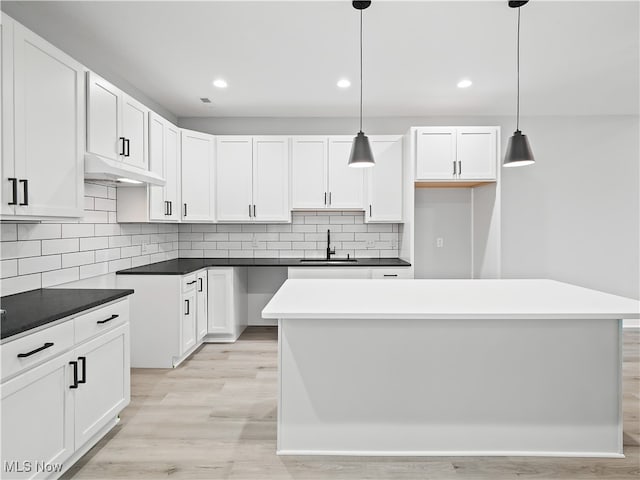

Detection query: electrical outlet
xmin=251 ymin=234 xmax=258 ymax=248
xmin=141 ymin=242 xmax=149 ymax=254
xmin=436 ymin=237 xmax=444 ymax=248
xmin=366 ymin=240 xmax=376 ymax=249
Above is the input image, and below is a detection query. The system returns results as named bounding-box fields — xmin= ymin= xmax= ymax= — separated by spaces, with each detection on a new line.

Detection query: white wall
xmin=180 ymin=114 xmax=640 ymax=300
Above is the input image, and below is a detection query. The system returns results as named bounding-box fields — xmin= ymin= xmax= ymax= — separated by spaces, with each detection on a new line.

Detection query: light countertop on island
xmin=262 ymin=278 xmax=640 ymax=320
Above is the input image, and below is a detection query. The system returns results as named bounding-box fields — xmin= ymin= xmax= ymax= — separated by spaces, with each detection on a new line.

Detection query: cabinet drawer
xmin=182 ymin=273 xmax=198 ymax=293
xmin=1 ymin=320 xmax=74 ymax=382
xmin=74 ymin=299 xmax=129 ymax=345
xmin=370 ymin=268 xmax=413 ymax=279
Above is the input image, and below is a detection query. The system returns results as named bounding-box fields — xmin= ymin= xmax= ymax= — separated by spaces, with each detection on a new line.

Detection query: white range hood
xmin=84 ymin=153 xmax=166 ymax=186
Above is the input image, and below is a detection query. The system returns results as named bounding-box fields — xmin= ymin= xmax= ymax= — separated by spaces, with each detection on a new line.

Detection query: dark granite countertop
xmin=116 ymin=257 xmax=411 ymax=275
xmin=1 ymin=289 xmax=134 ymax=340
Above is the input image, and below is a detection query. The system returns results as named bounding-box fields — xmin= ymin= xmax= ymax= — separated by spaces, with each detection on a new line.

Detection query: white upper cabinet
xmin=415 ymin=126 xmax=498 ymax=182
xmin=2 ymin=17 xmax=84 ymax=218
xmin=456 ymin=127 xmax=497 ymax=180
xmin=87 ymin=71 xmax=148 ymax=170
xmin=252 ymin=136 xmax=290 ymax=222
xmin=328 ymin=136 xmax=365 ymax=209
xmin=215 ymin=136 xmax=253 ymax=222
xmin=291 ymin=137 xmax=328 ymax=209
xmin=148 ymin=112 xmax=180 ymax=222
xmin=365 ymin=136 xmax=403 ymax=223
xmin=291 ymin=136 xmax=364 ymax=211
xmin=216 ymin=136 xmax=289 ymax=222
xmin=181 ymin=129 xmax=215 ymax=222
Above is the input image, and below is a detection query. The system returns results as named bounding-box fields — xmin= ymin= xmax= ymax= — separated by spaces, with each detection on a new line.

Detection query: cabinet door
xmin=181 ymin=291 xmax=197 ymax=354
xmin=327 ymin=136 xmax=364 ymax=209
xmin=456 ymin=127 xmax=497 ymax=180
xmin=121 ymin=94 xmax=148 ymax=170
xmin=366 ymin=136 xmax=403 ymax=223
xmin=415 ymin=127 xmax=457 ymax=180
xmin=87 ymin=72 xmax=121 ymax=162
xmin=252 ymin=136 xmax=290 ymax=222
xmin=215 ymin=136 xmax=252 ymax=222
xmin=73 ymin=324 xmax=130 ymax=448
xmin=13 ymin=23 xmax=84 ymax=217
xmin=2 ymin=17 xmax=15 ymax=216
xmin=291 ymin=137 xmax=327 ymax=209
xmin=164 ymin=123 xmax=181 ymax=221
xmin=148 ymin=112 xmax=166 ymax=221
xmin=1 ymin=352 xmax=74 ymax=478
xmin=196 ymin=271 xmax=208 ymax=342
xmin=181 ymin=129 xmax=214 ymax=222
xmin=207 ymin=268 xmax=233 ymax=334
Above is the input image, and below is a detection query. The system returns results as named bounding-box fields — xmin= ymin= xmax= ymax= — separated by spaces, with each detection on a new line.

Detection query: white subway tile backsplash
xmin=120 ymin=245 xmax=142 ymax=258
xmin=62 ymin=224 xmax=95 ymax=238
xmin=131 ymin=255 xmax=151 ymax=267
xmin=95 ymin=224 xmax=121 ymax=236
xmin=41 ymin=238 xmax=79 ymax=255
xmin=1 ymin=259 xmax=18 ymax=279
xmin=62 ymin=251 xmax=95 ymax=268
xmin=84 ymin=196 xmax=95 ymax=210
xmin=1 ymin=273 xmax=41 ymax=295
xmin=203 ymin=233 xmax=229 ymax=241
xmin=19 ymin=255 xmax=61 ymax=275
xmin=81 ymin=210 xmax=109 ymax=224
xmin=18 ymin=224 xmax=61 ymax=240
xmin=217 ymin=241 xmax=242 ymax=250
xmin=94 ymin=198 xmax=117 ymax=211
xmin=85 ymin=183 xmax=109 ymax=198
xmin=109 ymin=258 xmax=131 ymax=272
xmin=190 ymin=224 xmax=217 ymax=233
xmin=79 ymin=236 xmax=109 ymax=251
xmin=42 ymin=267 xmax=79 ymax=288
xmin=108 ymin=236 xmax=132 ymax=248
xmin=241 ymin=224 xmax=267 ymax=233
xmin=267 ymin=241 xmax=291 ymax=250
xmin=229 ymin=233 xmax=254 ymax=241
xmin=229 ymin=250 xmax=253 ymax=258
xmin=79 ymin=262 xmax=109 ymax=279
xmin=1 ymin=224 xmax=17 ymax=241
xmin=1 ymin=240 xmax=41 ymax=260
xmin=304 ymin=216 xmax=330 ymax=224
xmin=95 ymin=248 xmax=121 ymax=263
xmin=217 ymin=224 xmax=242 ymax=233
xmin=329 ymin=216 xmax=355 ymax=224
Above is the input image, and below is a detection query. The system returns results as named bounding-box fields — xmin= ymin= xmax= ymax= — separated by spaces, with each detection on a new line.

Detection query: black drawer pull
xmin=78 ymin=356 xmax=87 ymax=384
xmin=186 ymin=280 xmax=196 ymax=285
xmin=19 ymin=179 xmax=28 ymax=206
xmin=69 ymin=360 xmax=78 ymax=389
xmin=97 ymin=314 xmax=119 ymax=325
xmin=8 ymin=178 xmax=17 ymax=205
xmin=383 ymin=274 xmax=398 ymax=277
xmin=17 ymin=342 xmax=54 ymax=358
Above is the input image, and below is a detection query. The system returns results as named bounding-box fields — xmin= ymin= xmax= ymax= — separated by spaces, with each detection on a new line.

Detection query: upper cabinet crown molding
xmin=2 ymin=15 xmax=84 ymax=219
xmin=414 ymin=126 xmax=498 ymax=185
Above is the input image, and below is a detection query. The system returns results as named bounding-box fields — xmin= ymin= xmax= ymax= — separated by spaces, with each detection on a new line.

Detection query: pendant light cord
xmin=516 ymin=6 xmax=521 ymax=132
xmin=359 ymin=9 xmax=363 ymax=133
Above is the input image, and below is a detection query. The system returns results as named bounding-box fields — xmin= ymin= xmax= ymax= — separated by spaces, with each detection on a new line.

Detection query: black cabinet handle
xmin=69 ymin=360 xmax=78 ymax=389
xmin=248 ymin=204 xmax=252 ymax=217
xmin=185 ymin=299 xmax=190 ymax=315
xmin=165 ymin=201 xmax=169 ymax=216
xmin=169 ymin=201 xmax=172 ymax=216
xmin=329 ymin=192 xmax=332 ymax=205
xmin=19 ymin=179 xmax=28 ymax=206
xmin=97 ymin=314 xmax=119 ymax=325
xmin=453 ymin=161 xmax=457 ymax=176
xmin=198 ymin=277 xmax=203 ymax=292
xmin=78 ymin=356 xmax=87 ymax=384
xmin=17 ymin=342 xmax=54 ymax=358
xmin=8 ymin=178 xmax=17 ymax=205
xmin=183 ymin=203 xmax=187 ymax=217
xmin=458 ymin=160 xmax=462 ymax=176
xmin=384 ymin=274 xmax=398 ymax=277
xmin=324 ymin=192 xmax=327 ymax=205
xmin=119 ymin=137 xmax=126 ymax=156
xmin=187 ymin=280 xmax=196 ymax=285
xmin=125 ymin=138 xmax=131 ymax=157
xmin=253 ymin=204 xmax=256 ymax=217
xmin=369 ymin=205 xmax=372 ymax=217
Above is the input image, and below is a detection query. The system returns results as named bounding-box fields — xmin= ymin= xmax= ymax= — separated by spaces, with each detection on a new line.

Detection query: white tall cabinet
xmin=1 ymin=16 xmax=84 ymax=219
xmin=215 ymin=136 xmax=290 ymax=222
xmin=181 ymin=129 xmax=215 ymax=222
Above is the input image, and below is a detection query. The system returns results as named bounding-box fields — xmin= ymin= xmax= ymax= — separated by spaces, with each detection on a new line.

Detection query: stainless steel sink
xmin=299 ymin=258 xmax=358 ymax=264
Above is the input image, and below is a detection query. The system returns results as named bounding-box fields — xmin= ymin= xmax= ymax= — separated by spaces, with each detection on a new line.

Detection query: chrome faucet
xmin=326 ymin=229 xmax=335 ymax=260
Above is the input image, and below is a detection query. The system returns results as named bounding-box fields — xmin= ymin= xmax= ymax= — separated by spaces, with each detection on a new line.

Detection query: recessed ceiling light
xmin=457 ymin=79 xmax=473 ymax=89
xmin=337 ymin=78 xmax=351 ymax=89
xmin=213 ymin=79 xmax=228 ymax=88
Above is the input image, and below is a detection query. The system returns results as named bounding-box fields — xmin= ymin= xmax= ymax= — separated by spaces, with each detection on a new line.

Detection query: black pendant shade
xmin=349 ymin=1 xmax=374 ymax=168
xmin=504 ymin=0 xmax=535 ymax=168
xmin=348 ymin=131 xmax=375 ymax=168
xmin=504 ymin=130 xmax=535 ymax=167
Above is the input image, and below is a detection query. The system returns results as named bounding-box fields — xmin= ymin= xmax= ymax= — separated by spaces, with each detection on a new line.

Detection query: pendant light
xmin=504 ymin=0 xmax=535 ymax=167
xmin=348 ymin=1 xmax=375 ymax=168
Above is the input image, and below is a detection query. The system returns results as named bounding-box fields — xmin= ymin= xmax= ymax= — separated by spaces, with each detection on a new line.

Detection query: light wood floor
xmin=64 ymin=328 xmax=640 ymax=479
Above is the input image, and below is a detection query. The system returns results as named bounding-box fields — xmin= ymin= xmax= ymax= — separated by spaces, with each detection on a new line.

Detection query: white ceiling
xmin=2 ymin=1 xmax=639 ymax=118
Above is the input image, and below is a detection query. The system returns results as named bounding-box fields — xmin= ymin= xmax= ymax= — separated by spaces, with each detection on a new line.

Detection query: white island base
xmin=263 ymin=279 xmax=640 ymax=458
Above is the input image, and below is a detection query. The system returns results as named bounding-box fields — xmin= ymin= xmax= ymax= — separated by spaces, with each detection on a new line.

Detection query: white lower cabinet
xmin=181 ymin=281 xmax=197 ymax=356
xmin=0 ymin=299 xmax=131 ymax=480
xmin=196 ymin=271 xmax=208 ymax=342
xmin=206 ymin=267 xmax=248 ymax=342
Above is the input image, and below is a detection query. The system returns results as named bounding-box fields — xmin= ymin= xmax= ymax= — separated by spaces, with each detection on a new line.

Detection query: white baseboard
xmin=277 ymin=449 xmax=625 ymax=458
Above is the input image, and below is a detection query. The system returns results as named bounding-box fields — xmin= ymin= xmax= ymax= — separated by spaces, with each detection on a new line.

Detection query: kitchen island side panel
xmin=278 ymin=317 xmax=622 ymax=456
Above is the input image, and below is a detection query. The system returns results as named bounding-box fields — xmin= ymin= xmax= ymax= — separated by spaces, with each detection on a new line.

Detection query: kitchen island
xmin=262 ymin=279 xmax=639 ymax=457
